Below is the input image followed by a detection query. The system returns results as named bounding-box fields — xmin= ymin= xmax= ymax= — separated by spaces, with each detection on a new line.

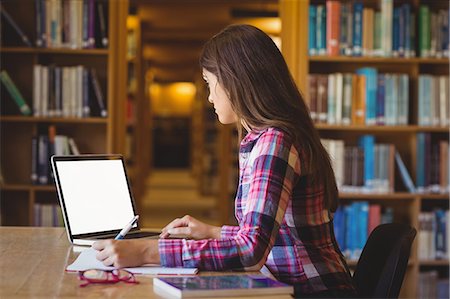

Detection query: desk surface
xmin=0 ymin=227 xmax=292 ymax=299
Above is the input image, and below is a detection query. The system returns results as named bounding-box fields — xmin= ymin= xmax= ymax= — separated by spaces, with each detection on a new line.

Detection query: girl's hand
xmin=92 ymin=239 xmax=160 ymax=268
xmin=159 ymin=215 xmax=221 ymax=240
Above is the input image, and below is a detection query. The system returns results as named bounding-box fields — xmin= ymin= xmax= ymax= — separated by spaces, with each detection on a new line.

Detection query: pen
xmin=115 ymin=215 xmax=139 ymax=240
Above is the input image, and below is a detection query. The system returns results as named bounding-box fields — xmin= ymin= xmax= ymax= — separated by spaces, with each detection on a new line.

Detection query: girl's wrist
xmin=211 ymin=226 xmax=222 ymax=239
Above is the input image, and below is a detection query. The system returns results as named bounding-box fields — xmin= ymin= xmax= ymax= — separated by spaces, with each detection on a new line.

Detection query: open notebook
xmin=67 ymin=247 xmax=198 ymax=275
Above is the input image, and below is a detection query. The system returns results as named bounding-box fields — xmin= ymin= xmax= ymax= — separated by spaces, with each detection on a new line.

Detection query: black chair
xmin=352 ymin=223 xmax=417 ymax=298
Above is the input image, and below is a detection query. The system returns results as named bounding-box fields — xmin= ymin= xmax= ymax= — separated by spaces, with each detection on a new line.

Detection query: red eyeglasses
xmin=78 ymin=269 xmax=139 ymax=287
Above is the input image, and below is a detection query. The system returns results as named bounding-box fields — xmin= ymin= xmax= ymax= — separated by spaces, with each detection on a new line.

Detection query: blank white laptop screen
xmin=55 ymin=159 xmax=136 ymax=235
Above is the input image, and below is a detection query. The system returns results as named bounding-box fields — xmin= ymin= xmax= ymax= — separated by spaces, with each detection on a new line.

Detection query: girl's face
xmin=202 ymin=69 xmax=238 ymax=124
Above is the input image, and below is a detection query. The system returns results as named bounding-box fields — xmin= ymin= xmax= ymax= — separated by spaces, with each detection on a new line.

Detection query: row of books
xmin=322 ymin=139 xmax=396 ymax=193
xmin=418 ymin=210 xmax=449 ymax=261
xmin=1 ymin=66 xmax=107 ymax=117
xmin=417 ymin=134 xmax=450 ymax=194
xmin=333 ymin=202 xmax=394 ymax=260
xmin=322 ymin=135 xmax=450 ymax=194
xmin=33 ymin=203 xmax=64 ymax=227
xmin=309 ymin=1 xmax=449 ymax=58
xmin=31 ymin=126 xmax=80 ymax=185
xmin=418 ymin=271 xmax=449 ymax=299
xmin=418 ymin=75 xmax=450 ymax=127
xmin=0 ymin=1 xmax=108 ymax=48
xmin=309 ymin=71 xmax=412 ymax=126
xmin=419 ymin=6 xmax=450 ymax=59
xmin=33 ymin=65 xmax=107 ymax=118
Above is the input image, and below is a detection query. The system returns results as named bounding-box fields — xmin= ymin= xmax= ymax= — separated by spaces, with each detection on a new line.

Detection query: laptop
xmin=51 ymin=154 xmax=159 ymax=245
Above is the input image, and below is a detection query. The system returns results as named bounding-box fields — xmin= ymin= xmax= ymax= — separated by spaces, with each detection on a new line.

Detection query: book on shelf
xmin=418 ymin=210 xmax=449 ymax=261
xmin=0 ymin=70 xmax=32 ymax=116
xmin=0 ymin=4 xmax=32 ymax=47
xmin=394 ymin=151 xmax=416 ymax=193
xmin=33 ymin=203 xmax=64 ymax=227
xmin=334 ymin=202 xmax=394 ymax=260
xmin=32 ymin=0 xmax=108 ymax=48
xmin=419 ymin=270 xmax=449 ymax=299
xmin=90 ymin=68 xmax=107 ymax=117
xmin=32 ymin=126 xmax=80 ymax=185
xmin=153 ymin=275 xmax=293 ymax=298
xmin=418 ymin=75 xmax=450 ymax=127
xmin=309 ymin=70 xmax=410 ymax=126
xmin=32 ymin=65 xmax=106 ymax=118
xmin=416 ymin=134 xmax=449 ymax=194
xmin=309 ymin=1 xmax=449 ymax=58
xmin=322 ymin=136 xmax=396 ymax=194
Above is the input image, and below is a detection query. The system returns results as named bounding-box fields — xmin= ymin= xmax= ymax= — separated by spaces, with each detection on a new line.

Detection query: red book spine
xmin=368 ymin=204 xmax=381 ymax=235
xmin=326 ymin=1 xmax=341 ymax=56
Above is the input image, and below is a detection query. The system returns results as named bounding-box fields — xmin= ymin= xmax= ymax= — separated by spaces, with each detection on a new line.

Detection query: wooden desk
xmin=0 ymin=227 xmax=292 ymax=298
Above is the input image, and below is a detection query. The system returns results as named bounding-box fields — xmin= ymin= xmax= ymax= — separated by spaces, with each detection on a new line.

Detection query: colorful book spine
xmin=356 ymin=68 xmax=377 ymax=125
xmin=308 ymin=5 xmax=317 ymax=56
xmin=352 ymin=2 xmax=363 ymax=56
xmin=316 ymin=5 xmax=327 ymax=55
xmin=326 ymin=1 xmax=340 ymax=56
xmin=419 ymin=6 xmax=431 ymax=58
xmin=0 ymin=70 xmax=32 ymax=115
xmin=359 ymin=135 xmax=375 ymax=191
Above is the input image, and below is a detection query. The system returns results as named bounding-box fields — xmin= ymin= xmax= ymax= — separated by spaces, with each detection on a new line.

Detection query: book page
xmin=66 ymin=247 xmax=198 ymax=275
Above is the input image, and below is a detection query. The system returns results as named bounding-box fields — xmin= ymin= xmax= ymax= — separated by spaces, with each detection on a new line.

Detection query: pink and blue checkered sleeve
xmin=158 ymin=131 xmax=300 ymax=270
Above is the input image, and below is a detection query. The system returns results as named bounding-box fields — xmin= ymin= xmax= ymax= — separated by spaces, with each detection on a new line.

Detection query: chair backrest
xmin=352 ymin=223 xmax=417 ymax=298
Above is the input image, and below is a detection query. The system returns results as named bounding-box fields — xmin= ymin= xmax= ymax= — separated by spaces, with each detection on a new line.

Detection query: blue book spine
xmin=435 ymin=209 xmax=446 ymax=259
xmin=309 ymin=5 xmax=317 ymax=56
xmin=416 ymin=133 xmax=426 ymax=191
xmin=377 ymin=74 xmax=385 ymax=125
xmin=316 ymin=5 xmax=327 ymax=55
xmin=344 ymin=204 xmax=355 ymax=259
xmin=353 ymin=3 xmax=363 ymax=56
xmin=40 ymin=0 xmax=46 ymax=47
xmin=398 ymin=6 xmax=405 ymax=57
xmin=404 ymin=4 xmax=411 ymax=57
xmin=384 ymin=74 xmax=392 ymax=125
xmin=357 ymin=202 xmax=369 ymax=259
xmin=38 ymin=135 xmax=49 ymax=185
xmin=442 ymin=10 xmax=449 ymax=57
xmin=333 ymin=206 xmax=346 ymax=252
xmin=31 ymin=136 xmax=39 ymax=184
xmin=393 ymin=7 xmax=400 ymax=57
xmin=395 ymin=151 xmax=416 ymax=193
xmin=357 ymin=67 xmax=378 ymax=125
xmin=359 ymin=135 xmax=375 ymax=191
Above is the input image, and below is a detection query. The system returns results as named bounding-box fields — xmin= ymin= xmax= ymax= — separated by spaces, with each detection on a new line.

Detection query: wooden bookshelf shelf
xmin=0 ymin=116 xmax=108 ymax=124
xmin=415 ymin=126 xmax=450 ymax=133
xmin=419 ymin=194 xmax=450 ymax=200
xmin=316 ymin=124 xmax=416 ymax=132
xmin=339 ymin=192 xmax=416 ymax=200
xmin=309 ymin=56 xmax=449 ymax=65
xmin=316 ymin=124 xmax=449 ymax=133
xmin=0 ymin=47 xmax=109 ymax=55
xmin=419 ymin=260 xmax=450 ymax=266
xmin=0 ymin=184 xmax=55 ymax=192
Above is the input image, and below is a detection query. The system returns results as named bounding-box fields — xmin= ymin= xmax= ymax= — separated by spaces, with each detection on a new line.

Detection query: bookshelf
xmin=124 ymin=14 xmax=151 ymax=212
xmin=0 ymin=0 xmax=129 ymax=226
xmin=280 ymin=0 xmax=449 ymax=297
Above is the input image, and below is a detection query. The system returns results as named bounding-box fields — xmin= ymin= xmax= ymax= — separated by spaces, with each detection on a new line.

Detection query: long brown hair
xmin=200 ymin=24 xmax=338 ymax=212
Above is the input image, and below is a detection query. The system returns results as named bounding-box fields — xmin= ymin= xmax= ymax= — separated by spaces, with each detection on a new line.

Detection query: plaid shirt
xmin=159 ymin=127 xmax=355 ymax=294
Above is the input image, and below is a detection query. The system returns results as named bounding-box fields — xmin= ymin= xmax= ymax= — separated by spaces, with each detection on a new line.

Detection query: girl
xmin=94 ymin=24 xmax=356 ymax=298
